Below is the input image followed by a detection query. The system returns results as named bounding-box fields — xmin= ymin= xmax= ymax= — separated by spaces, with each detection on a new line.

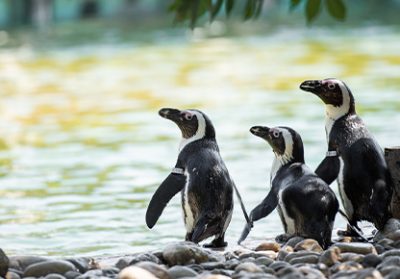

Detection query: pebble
xmin=293 ymin=239 xmax=323 ymax=253
xmin=333 ymin=242 xmax=377 ymax=255
xmin=167 ymin=265 xmax=198 ymax=278
xmin=119 ymin=266 xmax=157 ymax=279
xmin=162 ymin=242 xmax=222 ymax=266
xmin=8 ymin=256 xmax=48 ymax=271
xmin=5 ymin=271 xmax=21 ymax=279
xmin=66 ymin=257 xmax=96 ymax=273
xmin=64 ymin=270 xmax=81 ymax=279
xmin=234 ymin=262 xmax=263 ymax=273
xmin=198 ymin=274 xmax=231 ymax=279
xmin=319 ymin=247 xmax=341 ymax=267
xmin=23 ymin=260 xmax=77 ymax=278
xmin=0 ymin=249 xmax=9 ymax=278
xmin=289 ymin=254 xmax=319 ymax=265
xmin=284 ymin=236 xmax=304 ymax=248
xmin=135 ymin=261 xmax=170 ymax=279
xmin=339 ymin=252 xmax=364 ymax=263
xmin=255 ymin=256 xmax=274 ymax=266
xmin=255 ymin=242 xmax=280 ymax=252
xmin=361 ymin=253 xmax=382 ymax=268
xmin=44 ymin=274 xmax=66 ymax=279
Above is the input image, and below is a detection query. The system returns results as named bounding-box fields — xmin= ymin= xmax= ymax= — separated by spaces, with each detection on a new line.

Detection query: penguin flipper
xmin=145 ymin=173 xmax=186 ymax=229
xmin=315 ymin=156 xmax=340 ymax=185
xmin=238 ymin=190 xmax=278 ymax=243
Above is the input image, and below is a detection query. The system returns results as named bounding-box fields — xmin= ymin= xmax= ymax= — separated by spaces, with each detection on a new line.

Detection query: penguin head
xmin=159 ymin=108 xmax=216 ymax=149
xmin=300 ymin=78 xmax=356 ymax=119
xmin=250 ymin=126 xmax=304 ymax=164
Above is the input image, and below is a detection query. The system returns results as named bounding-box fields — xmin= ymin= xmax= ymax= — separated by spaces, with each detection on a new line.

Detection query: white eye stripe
xmin=179 ymin=110 xmax=206 ymax=151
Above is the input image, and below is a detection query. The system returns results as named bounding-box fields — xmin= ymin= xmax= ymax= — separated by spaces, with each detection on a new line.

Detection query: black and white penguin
xmin=145 ymin=108 xmax=234 ymax=247
xmin=239 ymin=126 xmax=339 ymax=249
xmin=300 ymin=78 xmax=393 ymax=234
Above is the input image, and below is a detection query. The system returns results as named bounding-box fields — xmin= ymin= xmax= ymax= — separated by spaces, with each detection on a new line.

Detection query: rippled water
xmin=0 ymin=26 xmax=400 ymax=257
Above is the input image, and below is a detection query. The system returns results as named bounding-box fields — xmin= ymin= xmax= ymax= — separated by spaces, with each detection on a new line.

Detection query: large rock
xmin=0 ymin=249 xmax=9 ymax=278
xmin=23 ymin=260 xmax=77 ymax=278
xmin=119 ymin=266 xmax=157 ymax=279
xmin=8 ymin=256 xmax=48 ymax=271
xmin=162 ymin=242 xmax=223 ymax=266
xmin=374 ymin=218 xmax=400 ymax=242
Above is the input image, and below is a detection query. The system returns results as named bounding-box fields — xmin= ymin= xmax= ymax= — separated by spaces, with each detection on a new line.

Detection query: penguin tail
xmin=191 ymin=215 xmax=219 ymax=244
xmin=371 ymin=179 xmax=392 ymax=229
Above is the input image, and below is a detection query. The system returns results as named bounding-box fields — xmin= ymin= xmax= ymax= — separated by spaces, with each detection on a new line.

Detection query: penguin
xmin=239 ymin=126 xmax=339 ymax=249
xmin=145 ymin=108 xmax=234 ymax=247
xmin=299 ymin=78 xmax=393 ymax=235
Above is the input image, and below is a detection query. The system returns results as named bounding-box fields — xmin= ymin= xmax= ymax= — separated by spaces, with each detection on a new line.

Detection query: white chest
xmin=182 ymin=171 xmax=195 ymax=232
xmin=337 ymin=157 xmax=354 ymax=219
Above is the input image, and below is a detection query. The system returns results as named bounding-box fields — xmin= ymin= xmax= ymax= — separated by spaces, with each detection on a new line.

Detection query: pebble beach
xmin=1 ymin=218 xmax=400 ymax=279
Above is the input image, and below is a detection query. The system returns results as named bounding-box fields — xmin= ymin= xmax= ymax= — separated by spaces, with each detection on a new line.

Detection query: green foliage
xmin=169 ymin=0 xmax=347 ymax=28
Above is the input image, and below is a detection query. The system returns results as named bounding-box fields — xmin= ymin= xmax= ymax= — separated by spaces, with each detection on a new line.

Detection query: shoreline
xmin=2 ymin=219 xmax=400 ymax=279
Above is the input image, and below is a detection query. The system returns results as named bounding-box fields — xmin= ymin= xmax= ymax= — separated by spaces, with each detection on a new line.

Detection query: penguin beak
xmin=299 ymin=80 xmax=322 ymax=95
xmin=250 ymin=126 xmax=270 ymax=139
xmin=158 ymin=108 xmax=181 ymax=122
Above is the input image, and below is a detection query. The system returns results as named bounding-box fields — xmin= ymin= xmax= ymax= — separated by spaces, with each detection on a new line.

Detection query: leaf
xmin=211 ymin=0 xmax=224 ymax=21
xmin=225 ymin=0 xmax=235 ymax=16
xmin=305 ymin=0 xmax=321 ymax=23
xmin=326 ymin=0 xmax=346 ymax=20
xmin=290 ymin=0 xmax=302 ymax=11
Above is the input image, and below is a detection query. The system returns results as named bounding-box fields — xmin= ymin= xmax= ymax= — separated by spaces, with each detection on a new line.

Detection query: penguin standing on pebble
xmin=239 ymin=126 xmax=339 ymax=249
xmin=300 ymin=78 xmax=393 ymax=235
xmin=145 ymin=108 xmax=234 ymax=247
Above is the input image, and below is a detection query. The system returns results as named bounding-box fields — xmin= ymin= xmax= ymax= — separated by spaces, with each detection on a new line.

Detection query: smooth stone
xmin=391 ymin=240 xmax=400 ymax=249
xmin=297 ymin=266 xmax=326 ymax=279
xmin=8 ymin=256 xmax=48 ymax=271
xmin=5 ymin=271 xmax=21 ymax=279
xmin=224 ymin=259 xmax=239 ymax=270
xmin=377 ymin=256 xmax=400 ymax=270
xmin=185 ymin=264 xmax=204 ymax=273
xmin=276 ymin=245 xmax=294 ymax=261
xmin=66 ymin=258 xmax=97 ymax=273
xmin=234 ymin=262 xmax=263 ymax=273
xmin=254 ymin=251 xmax=277 ymax=260
xmin=0 ymin=249 xmax=9 ymax=278
xmin=23 ymin=260 xmax=77 ymax=278
xmin=135 ymin=261 xmax=170 ymax=279
xmin=330 ymin=261 xmax=363 ymax=273
xmin=284 ymin=237 xmax=304 ymax=248
xmin=64 ymin=270 xmax=81 ymax=279
xmin=379 ymin=266 xmax=400 ymax=277
xmin=331 ymin=268 xmax=383 ymax=279
xmin=269 ymin=261 xmax=291 ymax=272
xmin=374 ymin=218 xmax=400 ymax=242
xmin=209 ymin=269 xmax=234 ymax=277
xmin=200 ymin=262 xmax=225 ymax=270
xmin=381 ymin=249 xmax=400 ymax=258
xmin=294 ymin=239 xmax=323 ymax=253
xmin=284 ymin=251 xmax=319 ymax=263
xmin=116 ymin=258 xmax=131 ymax=270
xmin=167 ymin=266 xmax=198 ymax=278
xmin=385 ymin=270 xmax=400 ymax=279
xmin=339 ymin=252 xmax=364 ymax=263
xmin=319 ymin=247 xmax=341 ymax=267
xmin=362 ymin=253 xmax=382 ymax=268
xmin=102 ymin=267 xmax=120 ymax=277
xmin=198 ymin=274 xmax=231 ymax=279
xmin=276 ymin=266 xmax=302 ymax=278
xmin=255 ymin=256 xmax=274 ymax=266
xmin=232 ymin=270 xmax=276 ymax=279
xmin=333 ymin=242 xmax=377 ymax=255
xmin=255 ymin=242 xmax=281 ymax=253
xmin=289 ymin=255 xmax=319 ymax=265
xmin=386 ymin=230 xmax=400 ymax=241
xmin=223 ymin=252 xmax=237 ymax=261
xmin=76 ymin=269 xmax=102 ymax=279
xmin=119 ymin=266 xmax=157 ymax=279
xmin=129 ymin=253 xmax=161 ymax=265
xmin=162 ymin=242 xmax=222 ymax=266
xmin=44 ymin=274 xmax=66 ymax=279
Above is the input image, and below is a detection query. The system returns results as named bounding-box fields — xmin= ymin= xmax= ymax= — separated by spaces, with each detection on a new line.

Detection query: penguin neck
xmin=324 ymin=102 xmax=355 ymax=139
xmin=270 ymin=153 xmax=294 ymax=182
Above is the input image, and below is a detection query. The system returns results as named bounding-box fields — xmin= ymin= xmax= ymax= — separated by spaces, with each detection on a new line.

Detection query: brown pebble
xmin=255 ymin=241 xmax=281 ymax=252
xmin=319 ymin=247 xmax=341 ymax=267
xmin=119 ymin=266 xmax=157 ymax=279
xmin=294 ymin=239 xmax=323 ymax=253
xmin=333 ymin=243 xmax=377 ymax=255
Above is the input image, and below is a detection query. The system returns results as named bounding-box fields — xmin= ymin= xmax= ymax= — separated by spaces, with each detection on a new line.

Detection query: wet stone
xmin=255 ymin=256 xmax=274 ymax=266
xmin=294 ymin=239 xmax=323 ymax=253
xmin=255 ymin=242 xmax=281 ymax=253
xmin=135 ymin=261 xmax=170 ymax=279
xmin=234 ymin=262 xmax=263 ymax=273
xmin=276 ymin=266 xmax=303 ymax=278
xmin=8 ymin=256 xmax=48 ymax=271
xmin=374 ymin=244 xmax=386 ymax=255
xmin=224 ymin=259 xmax=240 ymax=270
xmin=377 ymin=256 xmax=400 ymax=270
xmin=23 ymin=260 xmax=77 ymax=278
xmin=119 ymin=266 xmax=158 ymax=279
xmin=319 ymin=247 xmax=341 ymax=267
xmin=102 ymin=267 xmax=120 ymax=277
xmin=289 ymin=254 xmax=319 ymax=265
xmin=44 ymin=274 xmax=66 ymax=279
xmin=297 ymin=266 xmax=326 ymax=279
xmin=361 ymin=253 xmax=382 ymax=268
xmin=66 ymin=258 xmax=96 ymax=273
xmin=129 ymin=253 xmax=161 ymax=265
xmin=162 ymin=242 xmax=222 ymax=266
xmin=64 ymin=270 xmax=81 ymax=279
xmin=284 ymin=236 xmax=304 ymax=248
xmin=374 ymin=218 xmax=400 ymax=242
xmin=198 ymin=274 xmax=231 ymax=279
xmin=167 ymin=265 xmax=198 ymax=278
xmin=333 ymin=242 xmax=377 ymax=255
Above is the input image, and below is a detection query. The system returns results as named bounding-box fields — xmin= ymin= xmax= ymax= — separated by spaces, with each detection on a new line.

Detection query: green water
xmin=0 ymin=26 xmax=400 ymax=257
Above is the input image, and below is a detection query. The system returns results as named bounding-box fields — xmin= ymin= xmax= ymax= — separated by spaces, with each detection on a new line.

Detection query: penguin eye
xmin=327 ymin=83 xmax=336 ymax=90
xmin=183 ymin=113 xmax=193 ymax=121
xmin=273 ymin=130 xmax=280 ymax=138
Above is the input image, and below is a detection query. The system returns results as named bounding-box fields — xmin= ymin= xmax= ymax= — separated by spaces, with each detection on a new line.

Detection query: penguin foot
xmin=203 ymin=238 xmax=227 ymax=248
xmin=337 ymin=224 xmax=362 ymax=237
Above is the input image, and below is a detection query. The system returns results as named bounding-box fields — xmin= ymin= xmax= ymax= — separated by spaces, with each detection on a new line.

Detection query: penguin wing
xmin=145 ymin=173 xmax=186 ymax=229
xmin=238 ymin=188 xmax=278 ymax=243
xmin=315 ymin=156 xmax=340 ymax=185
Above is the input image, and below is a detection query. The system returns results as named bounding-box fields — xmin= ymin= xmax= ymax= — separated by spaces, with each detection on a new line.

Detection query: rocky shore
xmin=2 ymin=219 xmax=400 ymax=279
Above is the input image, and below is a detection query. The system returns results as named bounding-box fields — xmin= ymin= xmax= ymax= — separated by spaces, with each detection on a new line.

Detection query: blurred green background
xmin=0 ymin=0 xmax=399 ymax=257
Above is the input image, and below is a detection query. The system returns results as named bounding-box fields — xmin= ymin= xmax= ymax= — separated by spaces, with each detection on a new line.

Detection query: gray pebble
xmin=66 ymin=257 xmax=95 ymax=273
xmin=276 ymin=249 xmax=290 ymax=261
xmin=319 ymin=247 xmax=341 ymax=267
xmin=232 ymin=270 xmax=276 ymax=279
xmin=284 ymin=251 xmax=320 ymax=263
xmin=234 ymin=262 xmax=263 ymax=273
xmin=115 ymin=258 xmax=131 ymax=270
xmin=64 ymin=270 xmax=81 ymax=279
xmin=102 ymin=267 xmax=120 ymax=277
xmin=23 ymin=260 xmax=77 ymax=278
xmin=201 ymin=262 xmax=225 ymax=270
xmin=168 ymin=265 xmax=198 ymax=278
xmin=255 ymin=256 xmax=274 ymax=266
xmin=186 ymin=264 xmax=204 ymax=273
xmin=276 ymin=266 xmax=303 ymax=278
xmin=163 ymin=242 xmax=222 ymax=266
xmin=331 ymin=268 xmax=382 ymax=279
xmin=379 ymin=265 xmax=400 ymax=277
xmin=374 ymin=244 xmax=386 ymax=254
xmin=284 ymin=237 xmax=305 ymax=248
xmin=8 ymin=256 xmax=48 ymax=271
xmin=225 ymin=259 xmax=240 ymax=270
xmin=362 ymin=253 xmax=382 ymax=268
xmin=289 ymin=254 xmax=319 ymax=265
xmin=135 ymin=261 xmax=170 ymax=279
xmin=210 ymin=269 xmax=234 ymax=277
xmin=297 ymin=266 xmax=326 ymax=279
xmin=269 ymin=261 xmax=291 ymax=272
xmin=333 ymin=242 xmax=377 ymax=255
xmin=384 ymin=269 xmax=400 ymax=279
xmin=44 ymin=274 xmax=66 ymax=279
xmin=75 ymin=269 xmax=103 ymax=279
xmin=0 ymin=249 xmax=9 ymax=278
xmin=339 ymin=252 xmax=364 ymax=263
xmin=330 ymin=261 xmax=363 ymax=273
xmin=381 ymin=249 xmax=400 ymax=258
xmin=129 ymin=253 xmax=161 ymax=265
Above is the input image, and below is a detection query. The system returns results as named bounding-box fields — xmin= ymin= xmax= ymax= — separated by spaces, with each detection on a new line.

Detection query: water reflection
xmin=0 ymin=27 xmax=399 ymax=256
